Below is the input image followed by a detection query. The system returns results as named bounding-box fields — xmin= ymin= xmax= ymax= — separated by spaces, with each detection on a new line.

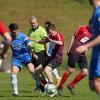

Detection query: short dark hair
xmin=89 ymin=0 xmax=92 ymax=5
xmin=9 ymin=23 xmax=18 ymax=31
xmin=45 ymin=21 xmax=52 ymax=30
xmin=48 ymin=23 xmax=56 ymax=31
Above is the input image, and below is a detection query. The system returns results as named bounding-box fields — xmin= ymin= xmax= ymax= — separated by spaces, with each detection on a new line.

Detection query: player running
xmin=9 ymin=23 xmax=35 ymax=96
xmin=44 ymin=21 xmax=61 ymax=87
xmin=58 ymin=26 xmax=92 ymax=96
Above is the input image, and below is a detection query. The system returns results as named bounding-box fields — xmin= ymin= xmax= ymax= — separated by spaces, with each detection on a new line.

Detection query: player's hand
xmin=76 ymin=45 xmax=88 ymax=53
xmin=44 ymin=36 xmax=51 ymax=42
xmin=46 ymin=52 xmax=51 ymax=58
xmin=27 ymin=37 xmax=32 ymax=40
xmin=32 ymin=54 xmax=38 ymax=60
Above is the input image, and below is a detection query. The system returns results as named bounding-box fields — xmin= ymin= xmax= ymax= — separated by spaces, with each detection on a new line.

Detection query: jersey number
xmin=80 ymin=37 xmax=89 ymax=43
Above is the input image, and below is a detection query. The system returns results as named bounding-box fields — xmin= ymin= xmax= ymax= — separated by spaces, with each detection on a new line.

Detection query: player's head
xmin=9 ymin=23 xmax=18 ymax=36
xmin=44 ymin=21 xmax=52 ymax=33
xmin=30 ymin=16 xmax=39 ymax=30
xmin=90 ymin=0 xmax=100 ymax=7
xmin=47 ymin=24 xmax=56 ymax=36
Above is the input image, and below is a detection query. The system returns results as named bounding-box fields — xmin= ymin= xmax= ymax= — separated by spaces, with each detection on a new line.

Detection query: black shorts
xmin=67 ymin=53 xmax=88 ymax=69
xmin=47 ymin=59 xmax=61 ymax=69
xmin=32 ymin=50 xmax=46 ymax=68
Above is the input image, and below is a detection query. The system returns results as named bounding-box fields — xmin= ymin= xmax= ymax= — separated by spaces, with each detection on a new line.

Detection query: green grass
xmin=0 ymin=0 xmax=98 ymax=100
xmin=0 ymin=68 xmax=98 ymax=100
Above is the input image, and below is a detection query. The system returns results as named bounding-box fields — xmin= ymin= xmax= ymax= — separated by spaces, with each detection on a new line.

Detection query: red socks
xmin=69 ymin=72 xmax=86 ymax=88
xmin=59 ymin=71 xmax=69 ymax=88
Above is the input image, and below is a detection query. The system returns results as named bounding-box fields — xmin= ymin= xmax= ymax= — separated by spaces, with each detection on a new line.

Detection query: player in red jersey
xmin=58 ymin=26 xmax=92 ymax=95
xmin=34 ymin=24 xmax=64 ymax=97
xmin=0 ymin=21 xmax=11 ymax=43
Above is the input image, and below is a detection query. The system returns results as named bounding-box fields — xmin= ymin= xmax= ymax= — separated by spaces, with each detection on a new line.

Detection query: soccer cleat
xmin=33 ymin=86 xmax=41 ymax=92
xmin=12 ymin=94 xmax=18 ymax=96
xmin=49 ymin=90 xmax=57 ymax=97
xmin=41 ymin=91 xmax=47 ymax=96
xmin=56 ymin=77 xmax=61 ymax=87
xmin=67 ymin=85 xmax=75 ymax=95
xmin=57 ymin=87 xmax=63 ymax=96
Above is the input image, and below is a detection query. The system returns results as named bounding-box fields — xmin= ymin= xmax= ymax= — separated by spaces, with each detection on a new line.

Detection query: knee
xmin=27 ymin=63 xmax=35 ymax=74
xmin=67 ymin=67 xmax=75 ymax=74
xmin=44 ymin=66 xmax=52 ymax=74
xmin=81 ymin=68 xmax=88 ymax=76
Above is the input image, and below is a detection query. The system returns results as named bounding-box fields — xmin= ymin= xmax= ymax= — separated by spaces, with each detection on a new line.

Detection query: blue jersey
xmin=90 ymin=6 xmax=100 ymax=59
xmin=89 ymin=6 xmax=100 ymax=79
xmin=11 ymin=32 xmax=31 ymax=57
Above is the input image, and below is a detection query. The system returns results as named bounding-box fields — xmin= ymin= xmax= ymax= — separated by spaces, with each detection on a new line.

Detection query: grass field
xmin=0 ymin=0 xmax=99 ymax=100
xmin=0 ymin=68 xmax=98 ymax=100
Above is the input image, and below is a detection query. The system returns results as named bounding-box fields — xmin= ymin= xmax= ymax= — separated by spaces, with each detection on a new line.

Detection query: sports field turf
xmin=0 ymin=69 xmax=98 ymax=100
xmin=0 ymin=0 xmax=99 ymax=100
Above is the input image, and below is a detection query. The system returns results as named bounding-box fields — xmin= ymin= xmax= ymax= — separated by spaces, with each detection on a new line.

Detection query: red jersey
xmin=70 ymin=26 xmax=92 ymax=54
xmin=0 ymin=21 xmax=8 ymax=35
xmin=49 ymin=32 xmax=64 ymax=63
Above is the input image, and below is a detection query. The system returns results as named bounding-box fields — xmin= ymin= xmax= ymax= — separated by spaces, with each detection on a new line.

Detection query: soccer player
xmin=77 ymin=0 xmax=100 ymax=96
xmin=57 ymin=26 xmax=92 ymax=96
xmin=0 ymin=40 xmax=10 ymax=71
xmin=9 ymin=23 xmax=35 ymax=96
xmin=0 ymin=21 xmax=11 ymax=43
xmin=27 ymin=16 xmax=48 ymax=92
xmin=35 ymin=23 xmax=64 ymax=97
xmin=44 ymin=21 xmax=61 ymax=86
xmin=76 ymin=35 xmax=100 ymax=53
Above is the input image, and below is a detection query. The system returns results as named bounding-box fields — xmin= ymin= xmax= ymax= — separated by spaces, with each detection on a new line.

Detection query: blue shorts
xmin=11 ymin=53 xmax=32 ymax=68
xmin=89 ymin=57 xmax=100 ymax=80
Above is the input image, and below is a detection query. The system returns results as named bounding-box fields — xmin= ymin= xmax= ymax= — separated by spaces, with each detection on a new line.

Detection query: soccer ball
xmin=45 ymin=83 xmax=57 ymax=94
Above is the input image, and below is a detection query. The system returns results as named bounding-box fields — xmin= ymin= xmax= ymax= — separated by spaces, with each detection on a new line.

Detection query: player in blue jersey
xmin=9 ymin=23 xmax=35 ymax=96
xmin=77 ymin=0 xmax=100 ymax=96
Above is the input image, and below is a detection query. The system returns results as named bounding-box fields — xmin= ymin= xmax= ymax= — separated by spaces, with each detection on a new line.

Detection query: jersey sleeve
xmin=23 ymin=34 xmax=31 ymax=46
xmin=97 ymin=11 xmax=100 ymax=34
xmin=0 ymin=21 xmax=8 ymax=35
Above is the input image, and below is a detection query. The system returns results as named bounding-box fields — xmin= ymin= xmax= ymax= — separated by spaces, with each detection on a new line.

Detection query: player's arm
xmin=85 ymin=35 xmax=100 ymax=48
xmin=27 ymin=42 xmax=38 ymax=60
xmin=44 ymin=42 xmax=51 ymax=57
xmin=45 ymin=36 xmax=63 ymax=45
xmin=76 ymin=35 xmax=100 ymax=53
xmin=0 ymin=21 xmax=12 ymax=43
xmin=67 ymin=35 xmax=75 ymax=55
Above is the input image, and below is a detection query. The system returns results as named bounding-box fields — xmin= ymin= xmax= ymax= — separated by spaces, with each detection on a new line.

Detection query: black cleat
xmin=38 ymin=84 xmax=45 ymax=92
xmin=57 ymin=87 xmax=63 ymax=96
xmin=67 ymin=85 xmax=75 ymax=95
xmin=12 ymin=94 xmax=18 ymax=96
xmin=33 ymin=86 xmax=41 ymax=92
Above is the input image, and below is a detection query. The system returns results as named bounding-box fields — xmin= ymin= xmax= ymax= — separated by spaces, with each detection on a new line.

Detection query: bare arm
xmin=76 ymin=35 xmax=100 ymax=53
xmin=67 ymin=35 xmax=75 ymax=55
xmin=85 ymin=35 xmax=100 ymax=48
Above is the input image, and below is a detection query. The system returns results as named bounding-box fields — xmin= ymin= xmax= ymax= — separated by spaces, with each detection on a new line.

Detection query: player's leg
xmin=58 ymin=53 xmax=76 ymax=90
xmin=89 ymin=58 xmax=100 ymax=95
xmin=44 ymin=60 xmax=60 ymax=97
xmin=0 ymin=58 xmax=3 ymax=71
xmin=67 ymin=55 xmax=88 ymax=95
xmin=52 ymin=68 xmax=61 ymax=86
xmin=31 ymin=51 xmax=47 ymax=92
xmin=44 ymin=60 xmax=61 ymax=83
xmin=11 ymin=66 xmax=20 ymax=96
xmin=11 ymin=58 xmax=22 ymax=96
